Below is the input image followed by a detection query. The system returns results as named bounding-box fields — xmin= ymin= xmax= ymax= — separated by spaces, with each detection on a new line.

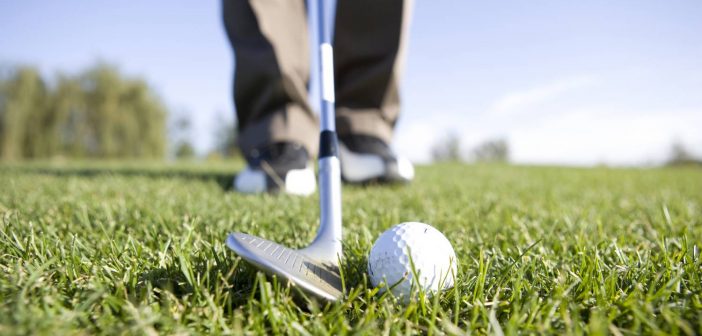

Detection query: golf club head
xmin=225 ymin=0 xmax=343 ymax=303
xmin=227 ymin=233 xmax=343 ymax=301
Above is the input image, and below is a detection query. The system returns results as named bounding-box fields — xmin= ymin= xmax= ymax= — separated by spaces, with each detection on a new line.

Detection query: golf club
xmin=226 ymin=0 xmax=343 ymax=301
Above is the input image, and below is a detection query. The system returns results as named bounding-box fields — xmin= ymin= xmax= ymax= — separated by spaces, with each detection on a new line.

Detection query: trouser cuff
xmin=238 ymin=104 xmax=319 ymax=158
xmin=335 ymin=107 xmax=394 ymax=144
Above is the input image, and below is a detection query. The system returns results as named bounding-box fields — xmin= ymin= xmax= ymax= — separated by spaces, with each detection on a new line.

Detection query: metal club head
xmin=227 ymin=233 xmax=343 ymax=301
xmin=226 ymin=154 xmax=343 ymax=301
xmin=226 ymin=154 xmax=343 ymax=302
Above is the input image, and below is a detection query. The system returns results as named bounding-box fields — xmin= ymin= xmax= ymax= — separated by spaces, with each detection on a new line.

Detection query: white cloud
xmin=509 ymin=107 xmax=702 ymax=165
xmin=394 ymin=73 xmax=702 ymax=166
xmin=491 ymin=76 xmax=598 ymax=115
xmin=393 ymin=106 xmax=702 ymax=166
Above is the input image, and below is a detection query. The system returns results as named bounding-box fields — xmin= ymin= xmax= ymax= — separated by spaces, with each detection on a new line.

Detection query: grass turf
xmin=1 ymin=163 xmax=701 ymax=335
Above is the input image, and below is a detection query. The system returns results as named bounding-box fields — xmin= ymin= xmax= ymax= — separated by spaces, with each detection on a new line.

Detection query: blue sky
xmin=2 ymin=1 xmax=701 ymax=165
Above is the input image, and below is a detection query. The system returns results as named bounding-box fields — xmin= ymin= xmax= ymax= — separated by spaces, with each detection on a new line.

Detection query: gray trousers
xmin=222 ymin=0 xmax=412 ymax=157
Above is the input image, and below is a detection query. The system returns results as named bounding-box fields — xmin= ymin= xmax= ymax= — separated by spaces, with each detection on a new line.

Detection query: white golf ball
xmin=367 ymin=222 xmax=457 ymax=300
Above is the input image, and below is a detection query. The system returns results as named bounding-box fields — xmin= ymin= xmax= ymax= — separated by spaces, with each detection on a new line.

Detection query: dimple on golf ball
xmin=367 ymin=222 xmax=457 ymax=300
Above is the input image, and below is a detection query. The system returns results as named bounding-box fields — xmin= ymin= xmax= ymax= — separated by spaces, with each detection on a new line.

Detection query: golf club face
xmin=227 ymin=233 xmax=343 ymax=301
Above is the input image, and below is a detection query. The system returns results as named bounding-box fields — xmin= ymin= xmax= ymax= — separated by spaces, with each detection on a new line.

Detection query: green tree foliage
xmin=430 ymin=134 xmax=511 ymax=163
xmin=213 ymin=113 xmax=239 ymax=158
xmin=0 ymin=67 xmax=48 ymax=159
xmin=0 ymin=64 xmax=167 ymax=160
xmin=175 ymin=142 xmax=195 ymax=159
xmin=169 ymin=114 xmax=197 ymax=160
xmin=665 ymin=142 xmax=701 ymax=166
xmin=431 ymin=133 xmax=462 ymax=162
xmin=471 ymin=138 xmax=510 ymax=163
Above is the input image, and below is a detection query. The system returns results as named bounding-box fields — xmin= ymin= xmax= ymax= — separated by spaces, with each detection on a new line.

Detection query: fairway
xmin=1 ymin=163 xmax=701 ymax=335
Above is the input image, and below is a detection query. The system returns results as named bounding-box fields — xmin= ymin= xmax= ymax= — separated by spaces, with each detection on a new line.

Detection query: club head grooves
xmin=226 ymin=233 xmax=343 ymax=301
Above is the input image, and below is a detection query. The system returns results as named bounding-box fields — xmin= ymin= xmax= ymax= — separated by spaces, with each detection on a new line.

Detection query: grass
xmin=1 ymin=162 xmax=701 ymax=335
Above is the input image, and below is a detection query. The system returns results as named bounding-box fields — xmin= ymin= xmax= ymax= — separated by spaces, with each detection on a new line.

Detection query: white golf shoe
xmin=338 ymin=135 xmax=414 ymax=184
xmin=234 ymin=142 xmax=316 ymax=196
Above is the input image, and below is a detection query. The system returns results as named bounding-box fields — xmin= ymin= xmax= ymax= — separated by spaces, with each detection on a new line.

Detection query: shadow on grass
xmin=2 ymin=166 xmax=236 ymax=191
xmin=135 ymin=247 xmax=372 ymax=311
xmin=136 ymin=254 xmax=258 ymax=309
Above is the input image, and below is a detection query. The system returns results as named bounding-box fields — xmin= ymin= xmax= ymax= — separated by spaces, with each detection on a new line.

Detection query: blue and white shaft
xmin=300 ymin=0 xmax=342 ymax=265
xmin=317 ymin=0 xmax=335 ymax=133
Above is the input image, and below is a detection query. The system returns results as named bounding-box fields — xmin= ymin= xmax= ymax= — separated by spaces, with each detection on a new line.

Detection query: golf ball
xmin=367 ymin=222 xmax=457 ymax=300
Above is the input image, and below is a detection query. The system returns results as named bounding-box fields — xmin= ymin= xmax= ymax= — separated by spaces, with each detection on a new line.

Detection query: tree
xmin=471 ymin=138 xmax=510 ymax=163
xmin=0 ymin=63 xmax=168 ymax=159
xmin=665 ymin=142 xmax=701 ymax=166
xmin=431 ymin=133 xmax=462 ymax=162
xmin=175 ymin=141 xmax=195 ymax=159
xmin=213 ymin=112 xmax=239 ymax=158
xmin=0 ymin=67 xmax=48 ymax=159
xmin=46 ymin=74 xmax=84 ymax=157
xmin=170 ymin=114 xmax=195 ymax=159
xmin=77 ymin=64 xmax=166 ymax=158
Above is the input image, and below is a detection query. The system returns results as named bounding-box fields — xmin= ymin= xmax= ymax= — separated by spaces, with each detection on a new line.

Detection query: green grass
xmin=1 ymin=163 xmax=701 ymax=335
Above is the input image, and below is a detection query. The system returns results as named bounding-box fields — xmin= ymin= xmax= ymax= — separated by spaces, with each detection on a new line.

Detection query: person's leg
xmin=333 ymin=0 xmax=415 ymax=183
xmin=222 ymin=0 xmax=318 ymax=157
xmin=222 ymin=0 xmax=317 ymax=195
xmin=333 ymin=0 xmax=412 ymax=143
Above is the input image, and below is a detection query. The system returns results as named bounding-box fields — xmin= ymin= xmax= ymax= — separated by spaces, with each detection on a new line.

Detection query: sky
xmin=1 ymin=0 xmax=701 ymax=165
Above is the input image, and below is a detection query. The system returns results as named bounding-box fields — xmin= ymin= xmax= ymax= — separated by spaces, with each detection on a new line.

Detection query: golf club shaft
xmin=302 ymin=0 xmax=342 ymax=264
xmin=317 ymin=0 xmax=335 ymax=133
